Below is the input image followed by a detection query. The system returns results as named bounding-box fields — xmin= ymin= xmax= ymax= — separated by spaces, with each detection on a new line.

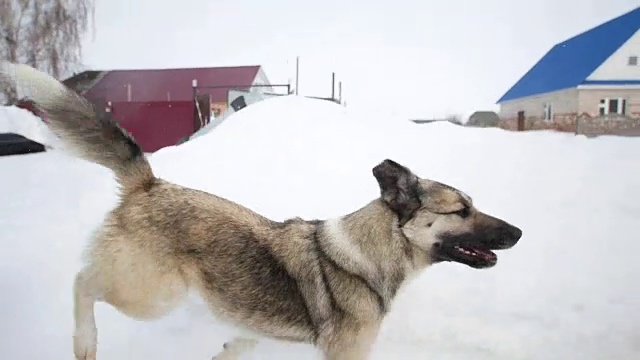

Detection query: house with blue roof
xmin=497 ymin=6 xmax=640 ymax=130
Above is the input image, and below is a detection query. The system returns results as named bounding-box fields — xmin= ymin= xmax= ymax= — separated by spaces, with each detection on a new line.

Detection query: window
xmin=629 ymin=56 xmax=638 ymax=66
xmin=598 ymin=98 xmax=627 ymax=116
xmin=542 ymin=103 xmax=553 ymax=121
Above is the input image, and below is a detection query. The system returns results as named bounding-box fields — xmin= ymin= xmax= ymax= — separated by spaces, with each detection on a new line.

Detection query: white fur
xmin=0 ymin=62 xmax=68 ymax=107
xmin=323 ymin=218 xmax=378 ymax=277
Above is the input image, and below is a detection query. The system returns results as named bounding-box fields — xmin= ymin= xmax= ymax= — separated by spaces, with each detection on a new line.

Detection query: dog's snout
xmin=497 ymin=224 xmax=522 ymax=248
xmin=508 ymin=225 xmax=522 ymax=241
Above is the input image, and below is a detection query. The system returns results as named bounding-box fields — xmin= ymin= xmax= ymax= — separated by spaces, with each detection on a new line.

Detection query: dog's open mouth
xmin=434 ymin=244 xmax=498 ymax=268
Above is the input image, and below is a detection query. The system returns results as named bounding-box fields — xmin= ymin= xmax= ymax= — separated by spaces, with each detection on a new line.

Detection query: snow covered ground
xmin=0 ymin=106 xmax=62 ymax=148
xmin=0 ymin=96 xmax=639 ymax=359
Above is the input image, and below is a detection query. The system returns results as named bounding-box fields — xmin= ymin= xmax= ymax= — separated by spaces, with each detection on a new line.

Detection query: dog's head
xmin=373 ymin=159 xmax=522 ymax=269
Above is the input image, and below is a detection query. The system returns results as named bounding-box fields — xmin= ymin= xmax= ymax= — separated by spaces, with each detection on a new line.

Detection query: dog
xmin=1 ymin=62 xmax=522 ymax=360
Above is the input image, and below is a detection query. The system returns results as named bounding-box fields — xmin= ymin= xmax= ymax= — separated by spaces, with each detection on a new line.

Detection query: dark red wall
xmin=109 ymin=101 xmax=196 ymax=152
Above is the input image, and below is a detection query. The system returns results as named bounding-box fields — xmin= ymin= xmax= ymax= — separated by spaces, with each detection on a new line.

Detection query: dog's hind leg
xmin=72 ymin=225 xmax=190 ymax=359
xmin=211 ymin=338 xmax=259 ymax=360
xmin=73 ymin=268 xmax=100 ymax=360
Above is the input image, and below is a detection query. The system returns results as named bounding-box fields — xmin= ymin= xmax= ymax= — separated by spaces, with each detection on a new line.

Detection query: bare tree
xmin=0 ymin=0 xmax=95 ymax=102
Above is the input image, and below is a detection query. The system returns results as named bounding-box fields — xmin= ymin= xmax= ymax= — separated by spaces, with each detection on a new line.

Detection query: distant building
xmin=64 ymin=65 xmax=272 ymax=117
xmin=467 ymin=111 xmax=500 ymax=127
xmin=496 ymin=6 xmax=640 ymax=133
xmin=63 ymin=65 xmax=273 ymax=152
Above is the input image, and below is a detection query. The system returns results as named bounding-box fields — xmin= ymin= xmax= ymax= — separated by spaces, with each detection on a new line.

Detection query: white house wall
xmin=498 ymin=88 xmax=578 ymax=119
xmin=578 ymin=88 xmax=640 ymax=117
xmin=251 ymin=68 xmax=275 ymax=94
xmin=587 ymin=28 xmax=640 ymax=80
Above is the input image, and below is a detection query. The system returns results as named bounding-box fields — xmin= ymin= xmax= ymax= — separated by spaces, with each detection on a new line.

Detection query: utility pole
xmin=295 ymin=56 xmax=300 ymax=95
xmin=331 ymin=72 xmax=336 ymax=101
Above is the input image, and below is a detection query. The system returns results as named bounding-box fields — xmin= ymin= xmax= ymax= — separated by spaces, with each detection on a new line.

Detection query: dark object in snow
xmin=0 ymin=133 xmax=46 ymax=156
xmin=230 ymin=95 xmax=247 ymax=112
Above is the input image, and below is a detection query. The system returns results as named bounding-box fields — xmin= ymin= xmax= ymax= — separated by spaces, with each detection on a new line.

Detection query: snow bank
xmin=1 ymin=95 xmax=639 ymax=359
xmin=0 ymin=106 xmax=62 ymax=148
xmin=151 ymin=95 xmax=423 ymax=219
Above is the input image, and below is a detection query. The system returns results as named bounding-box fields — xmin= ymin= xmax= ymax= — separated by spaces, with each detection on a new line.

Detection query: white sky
xmin=81 ymin=0 xmax=639 ymax=120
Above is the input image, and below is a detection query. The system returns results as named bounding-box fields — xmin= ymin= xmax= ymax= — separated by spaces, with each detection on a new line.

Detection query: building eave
xmin=581 ymin=80 xmax=640 ymax=85
xmin=496 ymin=86 xmax=578 ymax=104
xmin=577 ymin=81 xmax=640 ymax=90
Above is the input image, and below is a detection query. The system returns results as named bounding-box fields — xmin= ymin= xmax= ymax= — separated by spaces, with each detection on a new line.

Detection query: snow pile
xmin=0 ymin=106 xmax=62 ymax=148
xmin=1 ymin=96 xmax=639 ymax=359
xmin=189 ymin=90 xmax=287 ymax=140
xmin=151 ymin=95 xmax=420 ymax=219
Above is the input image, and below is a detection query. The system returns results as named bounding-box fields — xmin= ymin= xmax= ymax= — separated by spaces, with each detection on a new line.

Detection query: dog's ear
xmin=372 ymin=159 xmax=421 ymax=224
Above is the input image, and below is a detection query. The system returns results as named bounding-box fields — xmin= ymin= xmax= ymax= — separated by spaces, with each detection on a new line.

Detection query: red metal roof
xmin=85 ymin=66 xmax=261 ymax=103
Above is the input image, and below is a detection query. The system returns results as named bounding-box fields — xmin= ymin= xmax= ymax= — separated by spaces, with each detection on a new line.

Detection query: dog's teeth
xmin=455 ymin=246 xmax=480 ymax=257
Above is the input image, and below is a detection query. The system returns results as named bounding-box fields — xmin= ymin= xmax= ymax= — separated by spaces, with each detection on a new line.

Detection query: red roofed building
xmin=63 ymin=65 xmax=273 ymax=152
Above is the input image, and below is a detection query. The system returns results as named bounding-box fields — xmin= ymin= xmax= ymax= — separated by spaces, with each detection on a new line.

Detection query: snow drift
xmin=0 ymin=106 xmax=61 ymax=149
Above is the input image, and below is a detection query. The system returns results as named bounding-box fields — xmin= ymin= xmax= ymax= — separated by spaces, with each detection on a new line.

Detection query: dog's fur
xmin=1 ymin=62 xmax=522 ymax=360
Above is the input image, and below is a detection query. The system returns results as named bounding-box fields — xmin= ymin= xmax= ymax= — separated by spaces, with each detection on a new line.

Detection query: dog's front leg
xmin=318 ymin=321 xmax=381 ymax=360
xmin=73 ymin=270 xmax=100 ymax=360
xmin=211 ymin=337 xmax=258 ymax=360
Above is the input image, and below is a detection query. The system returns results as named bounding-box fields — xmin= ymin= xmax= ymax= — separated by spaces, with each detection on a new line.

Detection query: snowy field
xmin=0 ymin=96 xmax=639 ymax=359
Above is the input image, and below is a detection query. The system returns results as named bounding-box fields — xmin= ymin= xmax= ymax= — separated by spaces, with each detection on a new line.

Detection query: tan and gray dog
xmin=1 ymin=62 xmax=522 ymax=360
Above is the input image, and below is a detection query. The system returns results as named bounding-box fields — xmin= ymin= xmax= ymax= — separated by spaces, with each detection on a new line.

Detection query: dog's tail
xmin=0 ymin=62 xmax=155 ymax=192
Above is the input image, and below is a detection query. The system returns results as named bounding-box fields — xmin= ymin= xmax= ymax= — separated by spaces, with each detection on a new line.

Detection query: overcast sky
xmin=80 ymin=0 xmax=639 ymax=120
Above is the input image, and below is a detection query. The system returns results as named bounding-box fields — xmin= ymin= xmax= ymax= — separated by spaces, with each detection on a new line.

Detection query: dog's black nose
xmin=494 ymin=224 xmax=522 ymax=249
xmin=510 ymin=226 xmax=522 ymax=241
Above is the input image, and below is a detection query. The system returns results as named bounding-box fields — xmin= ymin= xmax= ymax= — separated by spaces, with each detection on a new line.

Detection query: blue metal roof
xmin=497 ymin=6 xmax=640 ymax=103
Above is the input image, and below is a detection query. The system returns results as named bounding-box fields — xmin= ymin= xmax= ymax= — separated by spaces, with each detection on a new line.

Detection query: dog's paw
xmin=73 ymin=328 xmax=97 ymax=360
xmin=211 ymin=338 xmax=258 ymax=360
xmin=211 ymin=343 xmax=231 ymax=359
xmin=211 ymin=343 xmax=224 ymax=359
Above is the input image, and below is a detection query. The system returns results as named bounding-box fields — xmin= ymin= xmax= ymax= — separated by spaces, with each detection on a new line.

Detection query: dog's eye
xmin=452 ymin=207 xmax=470 ymax=218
